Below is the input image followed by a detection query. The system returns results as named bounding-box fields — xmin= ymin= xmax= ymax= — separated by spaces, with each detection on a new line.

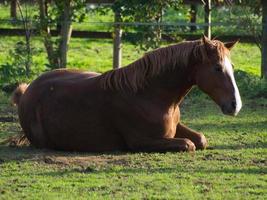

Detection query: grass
xmin=0 ymin=1 xmax=266 ymax=199
xmin=0 ymin=90 xmax=266 ymax=199
xmin=0 ymin=32 xmax=266 ymax=200
xmin=0 ymin=36 xmax=262 ymax=76
xmin=230 ymin=43 xmax=261 ymax=76
xmin=0 ymin=36 xmax=144 ymax=73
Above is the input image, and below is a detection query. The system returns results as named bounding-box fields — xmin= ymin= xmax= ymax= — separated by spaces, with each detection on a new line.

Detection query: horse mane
xmin=100 ymin=39 xmax=227 ymax=92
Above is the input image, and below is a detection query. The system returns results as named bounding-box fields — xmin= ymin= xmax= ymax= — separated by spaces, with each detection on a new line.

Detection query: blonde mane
xmin=100 ymin=39 xmax=227 ymax=92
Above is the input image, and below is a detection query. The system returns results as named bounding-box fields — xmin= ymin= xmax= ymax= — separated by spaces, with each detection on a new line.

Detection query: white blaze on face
xmin=224 ymin=57 xmax=242 ymax=115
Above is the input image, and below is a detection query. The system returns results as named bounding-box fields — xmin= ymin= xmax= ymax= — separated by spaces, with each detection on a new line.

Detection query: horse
xmin=12 ymin=36 xmax=242 ymax=152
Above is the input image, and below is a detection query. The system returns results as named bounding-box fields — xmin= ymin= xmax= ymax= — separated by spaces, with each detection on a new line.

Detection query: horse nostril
xmin=231 ymin=100 xmax=236 ymax=109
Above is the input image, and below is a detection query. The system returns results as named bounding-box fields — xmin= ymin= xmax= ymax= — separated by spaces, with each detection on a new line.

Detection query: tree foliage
xmin=111 ymin=0 xmax=183 ymax=50
xmin=37 ymin=0 xmax=88 ymax=69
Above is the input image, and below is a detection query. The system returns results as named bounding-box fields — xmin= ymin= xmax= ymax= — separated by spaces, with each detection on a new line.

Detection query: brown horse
xmin=12 ymin=36 xmax=241 ymax=152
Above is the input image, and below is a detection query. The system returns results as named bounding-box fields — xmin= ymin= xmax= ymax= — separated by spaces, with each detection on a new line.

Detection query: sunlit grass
xmin=0 ymin=94 xmax=266 ymax=199
xmin=0 ymin=26 xmax=265 ymax=200
xmin=0 ymin=2 xmax=266 ymax=199
xmin=0 ymin=36 xmax=261 ymax=76
xmin=231 ymin=43 xmax=261 ymax=76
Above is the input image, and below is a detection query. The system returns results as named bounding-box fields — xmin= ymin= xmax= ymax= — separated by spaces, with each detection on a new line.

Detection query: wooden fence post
xmin=262 ymin=0 xmax=267 ymax=78
xmin=59 ymin=0 xmax=72 ymax=68
xmin=113 ymin=11 xmax=122 ymax=69
xmin=204 ymin=0 xmax=211 ymax=39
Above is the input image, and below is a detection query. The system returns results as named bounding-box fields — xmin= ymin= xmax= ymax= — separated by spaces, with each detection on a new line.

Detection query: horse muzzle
xmin=221 ymin=99 xmax=242 ymax=116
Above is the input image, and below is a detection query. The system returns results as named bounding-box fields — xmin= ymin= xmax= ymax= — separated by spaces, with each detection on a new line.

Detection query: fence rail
xmin=0 ymin=28 xmax=258 ymax=43
xmin=0 ymin=19 xmax=263 ymax=27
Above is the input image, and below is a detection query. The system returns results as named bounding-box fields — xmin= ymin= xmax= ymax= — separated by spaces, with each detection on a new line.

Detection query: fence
xmin=0 ymin=1 xmax=263 ymax=70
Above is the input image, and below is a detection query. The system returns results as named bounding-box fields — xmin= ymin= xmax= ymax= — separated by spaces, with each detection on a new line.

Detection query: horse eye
xmin=215 ymin=65 xmax=223 ymax=72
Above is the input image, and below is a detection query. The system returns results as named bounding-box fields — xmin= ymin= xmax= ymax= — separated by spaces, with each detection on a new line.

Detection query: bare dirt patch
xmin=1 ymin=139 xmax=132 ymax=168
xmin=40 ymin=153 xmax=131 ymax=168
xmin=252 ymin=158 xmax=267 ymax=167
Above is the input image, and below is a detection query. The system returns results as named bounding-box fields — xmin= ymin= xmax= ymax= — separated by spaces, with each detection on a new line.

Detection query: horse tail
xmin=11 ymin=83 xmax=28 ymax=106
xmin=0 ymin=133 xmax=30 ymax=147
xmin=3 ymin=83 xmax=30 ymax=147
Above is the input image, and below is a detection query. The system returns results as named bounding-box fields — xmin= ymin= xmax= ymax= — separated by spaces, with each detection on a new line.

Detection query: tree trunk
xmin=25 ymin=30 xmax=31 ymax=77
xmin=156 ymin=9 xmax=163 ymax=42
xmin=204 ymin=0 xmax=211 ymax=39
xmin=17 ymin=0 xmax=32 ymax=77
xmin=262 ymin=0 xmax=267 ymax=78
xmin=38 ymin=0 xmax=59 ymax=68
xmin=58 ymin=0 xmax=72 ymax=68
xmin=113 ymin=11 xmax=122 ymax=69
xmin=190 ymin=4 xmax=197 ymax=32
xmin=11 ymin=0 xmax=17 ymax=19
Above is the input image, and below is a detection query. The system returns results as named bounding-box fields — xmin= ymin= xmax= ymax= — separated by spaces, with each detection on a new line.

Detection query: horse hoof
xmin=184 ymin=139 xmax=196 ymax=152
xmin=196 ymin=133 xmax=208 ymax=150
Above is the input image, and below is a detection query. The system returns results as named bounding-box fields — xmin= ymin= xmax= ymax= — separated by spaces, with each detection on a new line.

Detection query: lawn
xmin=0 ymin=36 xmax=262 ymax=75
xmin=0 ymin=35 xmax=266 ymax=199
xmin=0 ymin=89 xmax=266 ymax=199
xmin=0 ymin=1 xmax=266 ymax=199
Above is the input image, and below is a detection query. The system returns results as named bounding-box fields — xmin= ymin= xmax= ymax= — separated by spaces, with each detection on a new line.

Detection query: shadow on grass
xmin=188 ymin=121 xmax=267 ymax=132
xmin=0 ymin=145 xmax=129 ymax=164
xmin=0 ymin=117 xmax=266 ymax=163
xmin=212 ymin=142 xmax=267 ymax=150
xmin=34 ymin=166 xmax=266 ymax=178
xmin=0 ymin=138 xmax=266 ymax=165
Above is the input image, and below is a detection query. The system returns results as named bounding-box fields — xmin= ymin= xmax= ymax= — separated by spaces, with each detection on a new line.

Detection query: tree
xmin=0 ymin=0 xmax=37 ymax=88
xmin=190 ymin=4 xmax=197 ymax=32
xmin=111 ymin=0 xmax=183 ymax=50
xmin=262 ymin=0 xmax=267 ymax=78
xmin=38 ymin=0 xmax=86 ymax=69
xmin=10 ymin=0 xmax=18 ymax=19
xmin=204 ymin=0 xmax=211 ymax=39
xmin=238 ymin=0 xmax=266 ymax=78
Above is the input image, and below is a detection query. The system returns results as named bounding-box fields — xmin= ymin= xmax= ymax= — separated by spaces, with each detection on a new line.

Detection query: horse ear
xmin=201 ymin=34 xmax=214 ymax=51
xmin=201 ymin=34 xmax=210 ymax=45
xmin=224 ymin=39 xmax=239 ymax=50
xmin=201 ymin=34 xmax=214 ymax=55
xmin=200 ymin=34 xmax=211 ymax=61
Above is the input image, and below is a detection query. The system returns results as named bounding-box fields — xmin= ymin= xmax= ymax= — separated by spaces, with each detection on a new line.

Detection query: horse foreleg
xmin=175 ymin=123 xmax=208 ymax=150
xmin=126 ymin=137 xmax=196 ymax=152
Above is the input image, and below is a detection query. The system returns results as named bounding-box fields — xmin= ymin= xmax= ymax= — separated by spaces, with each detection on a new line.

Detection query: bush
xmin=0 ymin=41 xmax=45 ymax=92
xmin=235 ymin=70 xmax=267 ymax=98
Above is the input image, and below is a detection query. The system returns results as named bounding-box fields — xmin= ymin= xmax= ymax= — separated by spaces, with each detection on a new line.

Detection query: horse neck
xmin=141 ymin=65 xmax=195 ymax=106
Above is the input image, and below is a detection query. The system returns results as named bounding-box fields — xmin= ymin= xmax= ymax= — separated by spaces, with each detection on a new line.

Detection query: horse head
xmin=194 ymin=36 xmax=242 ymax=116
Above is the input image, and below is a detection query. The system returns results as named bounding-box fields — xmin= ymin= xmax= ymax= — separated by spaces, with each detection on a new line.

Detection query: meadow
xmin=0 ymin=36 xmax=262 ymax=75
xmin=0 ymin=3 xmax=266 ymax=200
xmin=0 ymin=37 xmax=266 ymax=199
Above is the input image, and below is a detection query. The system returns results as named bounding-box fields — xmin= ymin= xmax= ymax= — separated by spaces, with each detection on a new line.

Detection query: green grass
xmin=0 ymin=36 xmax=144 ymax=73
xmin=231 ymin=43 xmax=261 ymax=76
xmin=0 ymin=91 xmax=266 ymax=199
xmin=0 ymin=36 xmax=262 ymax=76
xmin=0 ymin=35 xmax=266 ymax=199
